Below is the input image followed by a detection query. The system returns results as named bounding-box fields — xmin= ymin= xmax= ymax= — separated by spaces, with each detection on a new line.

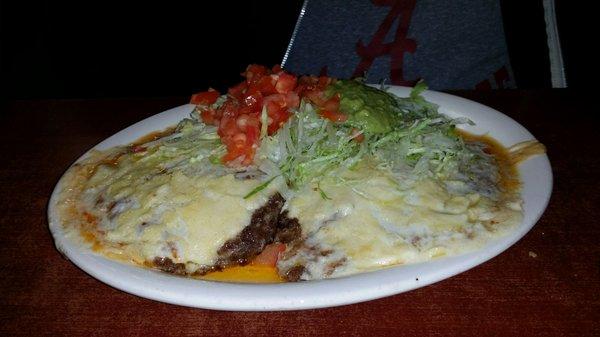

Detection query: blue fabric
xmin=283 ymin=0 xmax=515 ymax=90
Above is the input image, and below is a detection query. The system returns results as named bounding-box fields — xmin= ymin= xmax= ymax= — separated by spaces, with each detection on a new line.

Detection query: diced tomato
xmin=318 ymin=76 xmax=333 ymax=89
xmin=221 ymin=145 xmax=244 ymax=162
xmin=235 ymin=114 xmax=250 ymax=131
xmin=199 ymin=109 xmax=216 ymax=125
xmin=320 ymin=109 xmax=348 ymax=123
xmin=263 ymin=93 xmax=286 ymax=111
xmin=220 ymin=117 xmax=236 ymax=133
xmin=190 ymin=89 xmax=220 ymax=105
xmin=252 ymin=243 xmax=286 ymax=267
xmin=322 ymin=93 xmax=340 ymax=112
xmin=242 ymin=89 xmax=263 ymax=112
xmin=350 ymin=128 xmax=365 ymax=142
xmin=197 ymin=64 xmax=337 ymax=166
xmin=297 ymin=75 xmax=318 ymax=86
xmin=244 ymin=64 xmax=269 ymax=83
xmin=245 ymin=123 xmax=259 ymax=144
xmin=271 ymin=64 xmax=282 ymax=73
xmin=302 ymin=89 xmax=323 ymax=106
xmin=232 ymin=132 xmax=247 ymax=144
xmin=298 ymin=80 xmax=347 ymax=123
xmin=264 ymin=94 xmax=294 ymax=134
xmin=296 ymin=75 xmax=333 ymax=92
xmin=275 ymin=73 xmax=297 ymax=94
xmin=228 ymin=82 xmax=247 ymax=100
xmin=270 ymin=111 xmax=292 ymax=134
xmin=131 ymin=145 xmax=147 ymax=153
xmin=284 ymin=91 xmax=300 ymax=110
xmin=255 ymin=75 xmax=278 ymax=95
xmin=225 ymin=99 xmax=242 ymax=116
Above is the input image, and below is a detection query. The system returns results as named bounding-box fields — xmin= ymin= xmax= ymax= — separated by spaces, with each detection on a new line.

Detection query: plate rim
xmin=48 ymin=86 xmax=553 ymax=311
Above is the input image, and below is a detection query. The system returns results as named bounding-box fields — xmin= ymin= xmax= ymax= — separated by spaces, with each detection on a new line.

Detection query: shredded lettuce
xmin=256 ymin=100 xmax=362 ymax=189
xmin=195 ymin=81 xmax=498 ymax=198
xmin=243 ymin=175 xmax=279 ymax=199
xmin=253 ymin=82 xmax=498 ymax=197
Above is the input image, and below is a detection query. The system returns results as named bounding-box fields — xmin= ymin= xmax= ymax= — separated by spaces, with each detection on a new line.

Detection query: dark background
xmin=0 ymin=0 xmax=582 ymax=102
xmin=0 ymin=1 xmax=304 ymax=101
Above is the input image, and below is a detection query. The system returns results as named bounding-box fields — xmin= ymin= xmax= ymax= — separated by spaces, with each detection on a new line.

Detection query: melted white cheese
xmin=58 ymin=145 xmax=521 ymax=280
xmin=107 ymin=172 xmax=279 ymax=267
xmin=281 ymin=164 xmax=521 ymax=280
xmin=60 ymin=148 xmax=284 ymax=273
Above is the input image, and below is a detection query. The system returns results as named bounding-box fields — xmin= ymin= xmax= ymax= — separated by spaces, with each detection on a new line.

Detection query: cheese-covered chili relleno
xmin=56 ymin=65 xmax=545 ymax=282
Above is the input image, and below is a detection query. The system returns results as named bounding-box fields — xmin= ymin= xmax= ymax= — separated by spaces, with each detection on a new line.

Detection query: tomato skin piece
xmin=190 ymin=90 xmax=220 ymax=105
xmin=252 ymin=243 xmax=286 ymax=267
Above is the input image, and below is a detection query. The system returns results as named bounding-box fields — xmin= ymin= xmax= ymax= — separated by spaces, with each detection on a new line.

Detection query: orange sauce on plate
xmin=456 ymin=129 xmax=521 ymax=192
xmin=200 ymin=265 xmax=283 ymax=283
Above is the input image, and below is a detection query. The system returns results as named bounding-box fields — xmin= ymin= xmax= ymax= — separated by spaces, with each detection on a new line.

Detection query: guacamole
xmin=325 ymin=80 xmax=402 ymax=133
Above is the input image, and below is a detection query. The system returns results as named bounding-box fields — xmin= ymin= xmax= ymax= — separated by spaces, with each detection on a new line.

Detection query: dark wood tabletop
xmin=1 ymin=89 xmax=598 ymax=337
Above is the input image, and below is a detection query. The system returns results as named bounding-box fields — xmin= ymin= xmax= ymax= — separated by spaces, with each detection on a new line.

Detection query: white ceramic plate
xmin=48 ymin=86 xmax=552 ymax=311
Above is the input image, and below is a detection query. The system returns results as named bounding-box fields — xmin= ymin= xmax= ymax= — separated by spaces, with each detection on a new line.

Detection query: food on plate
xmin=55 ymin=65 xmax=545 ymax=282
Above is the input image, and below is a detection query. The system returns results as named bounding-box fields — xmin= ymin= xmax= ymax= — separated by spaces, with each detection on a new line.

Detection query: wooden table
xmin=1 ymin=90 xmax=598 ymax=336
